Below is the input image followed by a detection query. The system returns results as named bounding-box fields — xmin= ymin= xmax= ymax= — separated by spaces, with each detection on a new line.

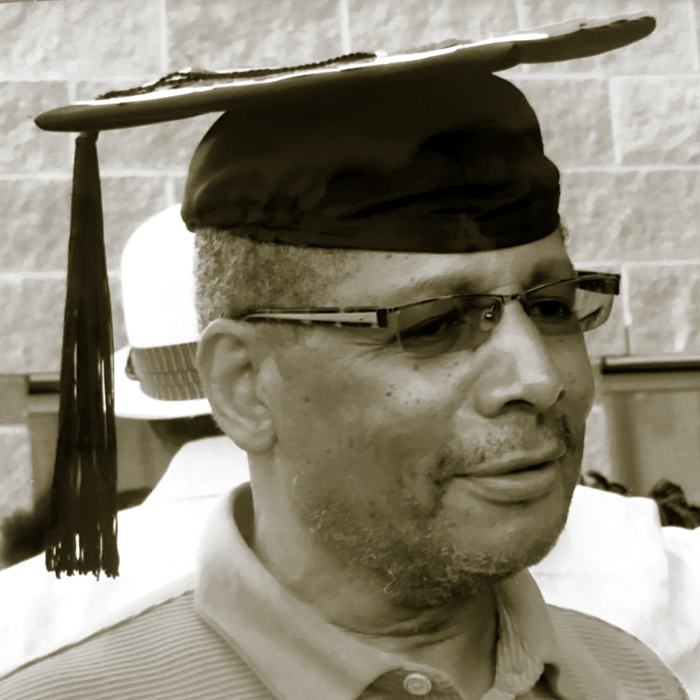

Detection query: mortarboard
xmin=34 ymin=13 xmax=656 ymax=578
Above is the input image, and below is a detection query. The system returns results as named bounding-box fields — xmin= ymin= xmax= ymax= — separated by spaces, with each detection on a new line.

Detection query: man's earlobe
xmin=197 ymin=319 xmax=276 ymax=454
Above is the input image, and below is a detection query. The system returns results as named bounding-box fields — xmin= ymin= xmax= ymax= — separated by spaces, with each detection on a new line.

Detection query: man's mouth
xmin=466 ymin=443 xmax=567 ymax=478
xmin=451 ymin=444 xmax=568 ymax=503
xmin=507 ymin=461 xmax=552 ymax=473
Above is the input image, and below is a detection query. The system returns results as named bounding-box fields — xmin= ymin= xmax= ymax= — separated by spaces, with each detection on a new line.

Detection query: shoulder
xmin=547 ymin=604 xmax=690 ymax=699
xmin=0 ymin=591 xmax=269 ymax=700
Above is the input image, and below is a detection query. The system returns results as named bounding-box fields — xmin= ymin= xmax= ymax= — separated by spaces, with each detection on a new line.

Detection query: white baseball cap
xmin=115 ymin=204 xmax=211 ymax=420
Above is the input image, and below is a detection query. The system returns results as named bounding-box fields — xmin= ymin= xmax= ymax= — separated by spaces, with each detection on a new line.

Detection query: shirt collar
xmin=194 ymin=484 xmax=602 ymax=700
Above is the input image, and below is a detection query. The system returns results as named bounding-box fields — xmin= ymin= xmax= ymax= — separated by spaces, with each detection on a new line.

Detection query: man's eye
xmin=528 ymin=298 xmax=575 ymax=320
xmin=400 ymin=313 xmax=462 ymax=340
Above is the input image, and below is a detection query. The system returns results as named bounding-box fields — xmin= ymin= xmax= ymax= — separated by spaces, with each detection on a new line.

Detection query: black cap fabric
xmin=181 ymin=71 xmax=560 ymax=253
xmin=32 ymin=12 xmax=655 ymax=578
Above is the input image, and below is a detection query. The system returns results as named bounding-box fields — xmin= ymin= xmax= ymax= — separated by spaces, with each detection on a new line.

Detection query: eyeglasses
xmin=242 ymin=271 xmax=620 ymax=357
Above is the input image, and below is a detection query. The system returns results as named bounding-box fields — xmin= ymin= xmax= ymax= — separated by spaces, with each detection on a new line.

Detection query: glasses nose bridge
xmin=489 ymin=291 xmax=528 ymax=323
xmin=482 ymin=291 xmax=549 ymax=345
xmin=503 ymin=291 xmax=524 ymax=305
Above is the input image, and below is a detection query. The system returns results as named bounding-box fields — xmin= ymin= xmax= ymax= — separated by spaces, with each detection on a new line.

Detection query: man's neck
xmin=343 ymin=592 xmax=498 ymax=700
xmin=250 ymin=488 xmax=498 ymax=699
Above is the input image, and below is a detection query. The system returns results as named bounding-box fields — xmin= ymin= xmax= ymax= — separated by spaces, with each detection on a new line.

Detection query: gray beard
xmin=296 ymin=416 xmax=583 ymax=610
xmin=298 ymin=494 xmax=563 ymax=610
xmin=297 ymin=415 xmax=576 ymax=610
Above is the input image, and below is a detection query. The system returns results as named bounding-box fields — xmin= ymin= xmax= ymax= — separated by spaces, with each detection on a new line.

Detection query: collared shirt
xmin=196 ymin=485 xmax=553 ymax=700
xmin=0 ymin=484 xmax=688 ymax=700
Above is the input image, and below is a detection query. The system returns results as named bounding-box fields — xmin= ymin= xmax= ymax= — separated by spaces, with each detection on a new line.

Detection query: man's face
xmin=260 ymin=232 xmax=595 ymax=608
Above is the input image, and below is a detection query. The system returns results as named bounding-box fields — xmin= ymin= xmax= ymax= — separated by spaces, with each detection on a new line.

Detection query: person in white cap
xmin=0 ymin=205 xmax=249 ymax=677
xmin=115 ymin=203 xmax=248 ymax=499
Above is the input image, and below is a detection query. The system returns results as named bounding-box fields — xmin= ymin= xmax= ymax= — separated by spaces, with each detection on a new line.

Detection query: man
xmin=3 ymin=209 xmax=700 ymax=692
xmin=0 ymin=14 xmax=690 ymax=699
xmin=3 ymin=207 xmax=699 ymax=694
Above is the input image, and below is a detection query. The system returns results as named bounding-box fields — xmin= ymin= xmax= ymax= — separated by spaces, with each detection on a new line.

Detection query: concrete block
xmin=101 ymin=176 xmax=171 ymax=272
xmin=0 ymin=81 xmax=71 ymax=175
xmin=166 ymin=0 xmax=342 ymax=72
xmin=0 ymin=178 xmax=71 ymax=273
xmin=0 ymin=177 xmax=169 ymax=275
xmin=558 ymin=169 xmax=700 ymax=263
xmin=0 ymin=0 xmax=163 ymax=80
xmin=347 ymin=0 xmax=518 ymax=53
xmin=518 ymin=0 xmax=697 ymax=74
xmin=511 ymin=77 xmax=614 ymax=168
xmin=612 ymin=77 xmax=700 ymax=166
xmin=111 ymin=274 xmax=127 ymax=352
xmin=625 ymin=262 xmax=700 ymax=354
xmin=0 ymin=273 xmax=125 ymax=373
xmin=0 ymin=275 xmax=65 ymax=373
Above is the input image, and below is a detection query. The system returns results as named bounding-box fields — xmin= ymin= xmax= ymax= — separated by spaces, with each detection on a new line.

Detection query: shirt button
xmin=403 ymin=672 xmax=432 ymax=696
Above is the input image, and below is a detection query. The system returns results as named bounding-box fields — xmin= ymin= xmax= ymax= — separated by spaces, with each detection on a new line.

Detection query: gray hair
xmin=194 ymin=228 xmax=357 ymax=331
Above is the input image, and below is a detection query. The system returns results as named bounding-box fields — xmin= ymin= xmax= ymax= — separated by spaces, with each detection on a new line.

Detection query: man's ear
xmin=197 ymin=319 xmax=276 ymax=454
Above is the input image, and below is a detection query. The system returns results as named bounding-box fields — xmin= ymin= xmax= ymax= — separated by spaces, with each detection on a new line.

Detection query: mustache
xmin=433 ymin=413 xmax=573 ymax=482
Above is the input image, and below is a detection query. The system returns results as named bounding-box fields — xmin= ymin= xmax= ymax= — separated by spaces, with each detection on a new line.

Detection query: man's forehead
xmin=330 ymin=233 xmax=574 ymax=306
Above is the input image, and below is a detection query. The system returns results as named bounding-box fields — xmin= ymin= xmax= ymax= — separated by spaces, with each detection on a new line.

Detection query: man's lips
xmin=462 ymin=443 xmax=568 ymax=478
xmin=448 ymin=443 xmax=568 ymax=503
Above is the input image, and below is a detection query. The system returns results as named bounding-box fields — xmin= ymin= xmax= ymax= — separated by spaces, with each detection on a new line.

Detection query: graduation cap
xmin=34 ymin=12 xmax=655 ymax=578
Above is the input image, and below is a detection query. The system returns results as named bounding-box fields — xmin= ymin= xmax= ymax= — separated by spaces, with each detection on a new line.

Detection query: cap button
xmin=403 ymin=672 xmax=432 ymax=696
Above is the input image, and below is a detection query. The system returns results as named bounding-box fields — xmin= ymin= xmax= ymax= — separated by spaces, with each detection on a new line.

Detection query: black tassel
xmin=45 ymin=132 xmax=119 ymax=578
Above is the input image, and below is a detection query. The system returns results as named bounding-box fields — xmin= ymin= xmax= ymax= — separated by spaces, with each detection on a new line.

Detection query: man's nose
xmin=472 ymin=301 xmax=565 ymax=417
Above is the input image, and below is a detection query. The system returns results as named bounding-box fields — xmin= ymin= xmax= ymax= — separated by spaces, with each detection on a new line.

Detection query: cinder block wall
xmin=1 ymin=0 xmax=699 ymax=523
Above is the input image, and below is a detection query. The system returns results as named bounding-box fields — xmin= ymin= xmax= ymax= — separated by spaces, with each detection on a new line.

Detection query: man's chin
xmin=375 ymin=543 xmax=541 ymax=610
xmin=382 ymin=507 xmax=571 ymax=609
xmin=296 ymin=474 xmax=572 ymax=610
xmin=357 ymin=523 xmax=561 ymax=610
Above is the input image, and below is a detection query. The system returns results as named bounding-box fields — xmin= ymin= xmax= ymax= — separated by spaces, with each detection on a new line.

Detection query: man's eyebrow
xmin=400 ymin=275 xmax=479 ymax=298
xmin=394 ymin=257 xmax=577 ymax=301
xmin=526 ymin=258 xmax=577 ymax=287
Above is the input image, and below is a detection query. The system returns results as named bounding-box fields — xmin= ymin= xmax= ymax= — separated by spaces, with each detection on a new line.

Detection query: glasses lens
xmin=394 ymin=275 xmax=616 ymax=357
xmin=524 ymin=277 xmax=615 ymax=335
xmin=396 ymin=296 xmax=501 ymax=357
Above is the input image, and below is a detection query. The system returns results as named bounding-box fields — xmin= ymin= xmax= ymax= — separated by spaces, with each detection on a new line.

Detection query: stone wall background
xmin=1 ymin=0 xmax=700 ymax=532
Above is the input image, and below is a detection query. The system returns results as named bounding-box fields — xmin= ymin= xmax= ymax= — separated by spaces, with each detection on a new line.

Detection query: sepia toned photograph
xmin=0 ymin=0 xmax=699 ymax=698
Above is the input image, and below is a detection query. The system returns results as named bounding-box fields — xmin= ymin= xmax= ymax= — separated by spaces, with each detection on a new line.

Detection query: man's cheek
xmin=559 ymin=343 xmax=595 ymax=409
xmin=564 ymin=383 xmax=595 ymax=444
